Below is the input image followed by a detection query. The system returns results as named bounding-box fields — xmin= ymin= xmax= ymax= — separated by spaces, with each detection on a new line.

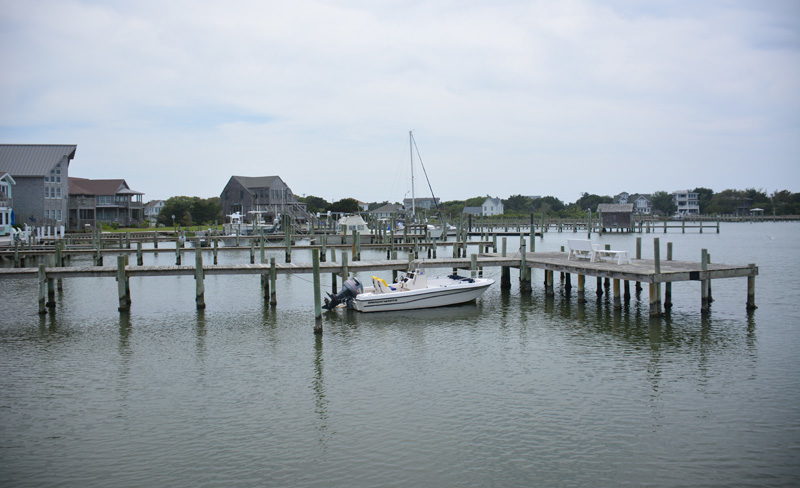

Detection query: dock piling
xmin=312 ymin=249 xmax=322 ymax=334
xmin=195 ymin=248 xmax=205 ymax=310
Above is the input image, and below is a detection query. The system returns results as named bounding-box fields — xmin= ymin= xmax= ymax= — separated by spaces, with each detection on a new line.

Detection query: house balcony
xmin=0 ymin=197 xmax=11 ymax=208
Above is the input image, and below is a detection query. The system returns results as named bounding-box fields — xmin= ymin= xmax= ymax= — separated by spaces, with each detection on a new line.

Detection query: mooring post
xmin=260 ymin=246 xmax=269 ymax=302
xmin=312 ymin=249 xmax=322 ymax=334
xmin=153 ymin=233 xmax=158 ymax=250
xmin=116 ymin=255 xmax=130 ymax=312
xmin=341 ymin=252 xmax=349 ymax=281
xmin=95 ymin=235 xmax=103 ymax=266
xmin=136 ymin=241 xmax=143 ymax=266
xmin=195 ymin=247 xmax=206 ymax=310
xmin=545 ymin=269 xmax=554 ymax=297
xmin=46 ymin=255 xmax=56 ymax=308
xmin=587 ymin=209 xmax=592 ymax=238
xmin=118 ymin=234 xmax=123 ymax=250
xmin=664 ymin=242 xmax=673 ymax=309
xmin=38 ymin=263 xmax=47 ymax=315
xmin=613 ymin=278 xmax=621 ymax=309
xmin=746 ymin=264 xmax=757 ymax=310
xmin=701 ymin=248 xmax=710 ymax=313
xmin=213 ymin=237 xmax=218 ymax=265
xmin=249 ymin=239 xmax=255 ymax=264
xmin=650 ymin=238 xmax=662 ymax=316
xmin=635 ymin=236 xmax=642 ymax=295
xmin=519 ymin=240 xmax=531 ymax=292
xmin=55 ymin=240 xmax=64 ymax=291
xmin=269 ymin=257 xmax=277 ymax=306
xmin=470 ymin=253 xmax=478 ymax=278
xmin=175 ymin=236 xmax=182 ymax=265
xmin=321 ymin=234 xmax=327 ymax=262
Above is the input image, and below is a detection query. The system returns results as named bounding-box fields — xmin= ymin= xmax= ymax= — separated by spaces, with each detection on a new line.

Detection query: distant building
xmin=673 ymin=190 xmax=700 ymax=216
xmin=0 ymin=144 xmax=77 ymax=227
xmin=630 ymin=194 xmax=652 ymax=215
xmin=597 ymin=203 xmax=634 ymax=231
xmin=482 ymin=197 xmax=504 ymax=216
xmin=614 ymin=192 xmax=630 ymax=204
xmin=144 ymin=200 xmax=166 ymax=224
xmin=462 ymin=206 xmax=482 ymax=216
xmin=220 ymin=175 xmax=308 ymax=223
xmin=0 ymin=173 xmax=16 ymax=236
xmin=68 ymin=177 xmax=144 ymax=230
xmin=369 ymin=203 xmax=404 ymax=219
xmin=355 ymin=200 xmax=370 ymax=212
xmin=403 ymin=197 xmax=440 ymax=212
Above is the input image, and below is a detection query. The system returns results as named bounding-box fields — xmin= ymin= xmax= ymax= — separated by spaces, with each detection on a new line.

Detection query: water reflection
xmin=312 ymin=334 xmax=330 ymax=449
xmin=195 ymin=309 xmax=206 ymax=361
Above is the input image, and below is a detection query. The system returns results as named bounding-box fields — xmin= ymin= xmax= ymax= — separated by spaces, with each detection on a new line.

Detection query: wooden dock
xmin=0 ymin=242 xmax=758 ymax=329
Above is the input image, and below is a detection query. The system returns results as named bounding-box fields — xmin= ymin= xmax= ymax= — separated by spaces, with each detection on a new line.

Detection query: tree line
xmin=153 ymin=188 xmax=799 ymax=225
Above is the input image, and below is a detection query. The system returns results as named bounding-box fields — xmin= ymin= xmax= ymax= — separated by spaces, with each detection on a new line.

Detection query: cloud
xmin=1 ymin=0 xmax=798 ymax=202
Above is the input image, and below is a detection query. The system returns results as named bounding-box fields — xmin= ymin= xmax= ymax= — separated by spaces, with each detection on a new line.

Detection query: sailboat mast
xmin=409 ymin=130 xmax=415 ymax=220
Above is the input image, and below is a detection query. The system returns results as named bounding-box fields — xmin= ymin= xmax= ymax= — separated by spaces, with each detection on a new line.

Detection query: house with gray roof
xmin=220 ymin=175 xmax=308 ymax=223
xmin=0 ymin=172 xmax=16 ymax=236
xmin=369 ymin=203 xmax=404 ymax=219
xmin=0 ymin=144 xmax=76 ymax=227
xmin=68 ymin=177 xmax=144 ymax=230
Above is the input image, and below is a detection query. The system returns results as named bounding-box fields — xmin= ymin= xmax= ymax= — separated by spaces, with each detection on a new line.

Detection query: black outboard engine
xmin=323 ymin=277 xmax=363 ymax=310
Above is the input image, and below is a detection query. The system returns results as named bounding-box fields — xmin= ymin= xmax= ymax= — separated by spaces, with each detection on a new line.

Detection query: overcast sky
xmin=1 ymin=0 xmax=798 ymax=204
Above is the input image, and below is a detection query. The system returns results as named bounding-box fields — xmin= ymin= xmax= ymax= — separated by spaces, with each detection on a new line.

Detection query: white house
xmin=481 ymin=197 xmax=504 ymax=216
xmin=673 ymin=190 xmax=700 ymax=216
xmin=144 ymin=200 xmax=166 ymax=224
xmin=630 ymin=194 xmax=652 ymax=215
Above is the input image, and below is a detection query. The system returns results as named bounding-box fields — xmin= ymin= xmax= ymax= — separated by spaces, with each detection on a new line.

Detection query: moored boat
xmin=323 ymin=269 xmax=494 ymax=313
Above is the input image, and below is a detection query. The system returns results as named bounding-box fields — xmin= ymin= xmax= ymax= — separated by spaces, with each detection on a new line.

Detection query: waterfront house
xmin=144 ymin=200 xmax=166 ymax=225
xmin=597 ymin=203 xmax=634 ymax=232
xmin=0 ymin=173 xmax=16 ymax=236
xmin=614 ymin=192 xmax=630 ymax=204
xmin=68 ymin=178 xmax=144 ymax=230
xmin=369 ymin=203 xmax=404 ymax=219
xmin=673 ymin=190 xmax=700 ymax=216
xmin=462 ymin=206 xmax=482 ymax=216
xmin=482 ymin=197 xmax=504 ymax=216
xmin=630 ymin=194 xmax=652 ymax=215
xmin=403 ymin=197 xmax=440 ymax=212
xmin=220 ymin=175 xmax=308 ymax=223
xmin=0 ymin=144 xmax=76 ymax=227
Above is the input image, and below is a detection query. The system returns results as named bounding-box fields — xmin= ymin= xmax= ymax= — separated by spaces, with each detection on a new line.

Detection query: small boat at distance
xmin=323 ymin=269 xmax=494 ymax=313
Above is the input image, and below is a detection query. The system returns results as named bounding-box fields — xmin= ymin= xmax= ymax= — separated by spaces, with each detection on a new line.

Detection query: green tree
xmin=464 ymin=196 xmax=487 ymax=207
xmin=771 ymin=190 xmax=800 ymax=215
xmin=575 ymin=193 xmax=613 ymax=211
xmin=533 ymin=196 xmax=565 ymax=214
xmin=502 ymin=195 xmax=533 ymax=213
xmin=299 ymin=195 xmax=330 ymax=213
xmin=651 ymin=191 xmax=677 ymax=216
xmin=692 ymin=187 xmax=714 ymax=214
xmin=328 ymin=198 xmax=360 ymax=213
xmin=157 ymin=196 xmax=221 ymax=226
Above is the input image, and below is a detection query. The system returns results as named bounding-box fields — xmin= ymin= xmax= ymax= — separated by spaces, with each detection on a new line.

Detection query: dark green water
xmin=1 ymin=223 xmax=798 ymax=487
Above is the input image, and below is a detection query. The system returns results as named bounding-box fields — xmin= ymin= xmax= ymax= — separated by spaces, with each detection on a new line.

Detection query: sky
xmin=1 ymin=0 xmax=798 ymax=204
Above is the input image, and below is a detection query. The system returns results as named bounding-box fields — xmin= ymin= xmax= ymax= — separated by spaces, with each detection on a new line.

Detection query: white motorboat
xmin=323 ymin=269 xmax=494 ymax=313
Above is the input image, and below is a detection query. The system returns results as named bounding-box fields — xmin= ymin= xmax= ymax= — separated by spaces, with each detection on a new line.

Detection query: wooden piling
xmin=701 ymin=248 xmax=710 ymax=313
xmin=249 ymin=240 xmax=255 ymax=264
xmin=664 ymin=242 xmax=673 ymax=309
xmin=136 ymin=241 xmax=143 ymax=266
xmin=471 ymin=254 xmax=478 ymax=278
xmin=312 ymin=249 xmax=322 ymax=334
xmin=577 ymin=274 xmax=585 ymax=303
xmin=544 ymin=269 xmax=554 ymax=296
xmin=116 ymin=255 xmax=130 ymax=312
xmin=746 ymin=264 xmax=757 ymax=310
xmin=519 ymin=240 xmax=531 ymax=292
xmin=46 ymin=255 xmax=55 ymax=308
xmin=613 ymin=279 xmax=621 ymax=309
xmin=213 ymin=238 xmax=218 ymax=265
xmin=175 ymin=236 xmax=182 ymax=265
xmin=269 ymin=257 xmax=277 ymax=306
xmin=37 ymin=263 xmax=47 ymax=315
xmin=195 ymin=247 xmax=206 ymax=310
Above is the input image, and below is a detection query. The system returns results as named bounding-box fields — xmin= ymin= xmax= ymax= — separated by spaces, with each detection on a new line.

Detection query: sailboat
xmin=406 ymin=130 xmax=454 ymax=239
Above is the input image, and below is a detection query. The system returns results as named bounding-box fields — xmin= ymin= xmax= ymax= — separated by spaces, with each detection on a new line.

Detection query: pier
xmin=0 ymin=236 xmax=758 ymax=332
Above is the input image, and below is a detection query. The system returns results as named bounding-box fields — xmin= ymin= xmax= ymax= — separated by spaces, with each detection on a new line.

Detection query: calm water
xmin=1 ymin=223 xmax=799 ymax=487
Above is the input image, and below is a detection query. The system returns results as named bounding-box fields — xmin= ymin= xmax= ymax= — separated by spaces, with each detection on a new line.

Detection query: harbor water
xmin=1 ymin=222 xmax=798 ymax=487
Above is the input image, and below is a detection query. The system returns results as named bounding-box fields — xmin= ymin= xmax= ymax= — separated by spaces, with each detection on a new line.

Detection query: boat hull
xmin=352 ymin=279 xmax=494 ymax=312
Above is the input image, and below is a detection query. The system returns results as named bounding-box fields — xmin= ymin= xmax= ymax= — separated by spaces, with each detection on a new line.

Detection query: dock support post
xmin=94 ymin=237 xmax=103 ymax=266
xmin=313 ymin=249 xmax=322 ymax=334
xmin=55 ymin=241 xmax=64 ymax=292
xmin=195 ymin=248 xmax=205 ymax=310
xmin=116 ymin=255 xmax=130 ymax=312
xmin=260 ymin=250 xmax=269 ymax=302
xmin=250 ymin=240 xmax=255 ymax=264
xmin=649 ymin=283 xmax=662 ymax=317
xmin=544 ymin=269 xmax=554 ymax=296
xmin=321 ymin=234 xmax=327 ymax=262
xmin=564 ymin=272 xmax=572 ymax=292
xmin=664 ymin=242 xmax=673 ymax=309
xmin=500 ymin=236 xmax=510 ymax=289
xmin=341 ymin=252 xmax=349 ymax=281
xmin=613 ymin=279 xmax=621 ymax=309
xmin=596 ymin=277 xmax=603 ymax=298
xmin=175 ymin=237 xmax=182 ymax=265
xmin=519 ymin=241 xmax=531 ymax=292
xmin=577 ymin=274 xmax=586 ymax=303
xmin=269 ymin=257 xmax=277 ymax=306
xmin=213 ymin=238 xmax=218 ymax=265
xmin=470 ymin=254 xmax=477 ymax=279
xmin=623 ymin=280 xmax=630 ymax=301
xmin=635 ymin=237 xmax=643 ymax=295
xmin=746 ymin=264 xmax=757 ymax=310
xmin=701 ymin=248 xmax=710 ymax=313
xmin=38 ymin=263 xmax=47 ymax=315
xmin=46 ymin=255 xmax=56 ymax=308
xmin=136 ymin=242 xmax=143 ymax=266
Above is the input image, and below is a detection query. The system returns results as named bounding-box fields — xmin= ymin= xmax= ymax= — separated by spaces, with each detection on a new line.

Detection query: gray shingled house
xmin=220 ymin=175 xmax=309 ymax=223
xmin=0 ymin=144 xmax=77 ymax=227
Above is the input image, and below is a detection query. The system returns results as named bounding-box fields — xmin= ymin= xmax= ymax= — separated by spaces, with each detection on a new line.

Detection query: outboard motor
xmin=323 ymin=277 xmax=363 ymax=310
